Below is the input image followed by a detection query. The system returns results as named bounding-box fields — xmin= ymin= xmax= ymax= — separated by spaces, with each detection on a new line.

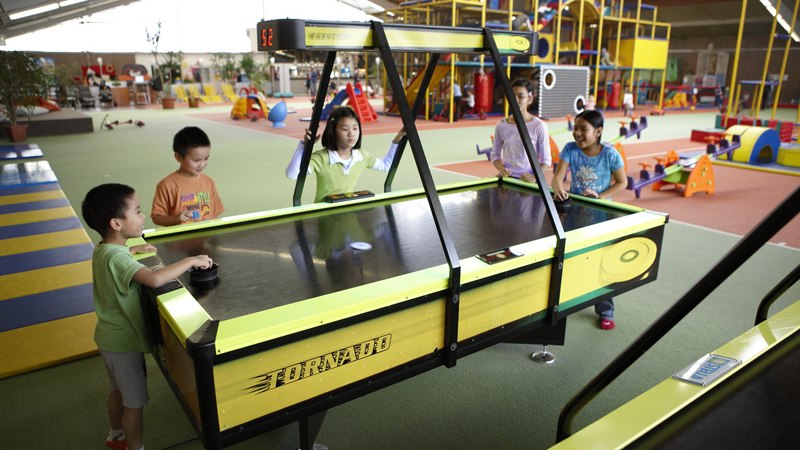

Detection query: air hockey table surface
xmin=132 ymin=178 xmax=667 ymax=448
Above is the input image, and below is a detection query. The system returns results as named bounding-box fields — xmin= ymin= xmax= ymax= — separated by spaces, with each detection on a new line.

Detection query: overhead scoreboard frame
xmin=256 ymin=19 xmax=537 ymax=54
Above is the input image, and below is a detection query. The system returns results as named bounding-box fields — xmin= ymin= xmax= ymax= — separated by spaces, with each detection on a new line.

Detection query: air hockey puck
xmin=189 ymin=262 xmax=219 ymax=283
xmin=350 ymin=242 xmax=372 ymax=251
xmin=554 ymin=197 xmax=572 ymax=211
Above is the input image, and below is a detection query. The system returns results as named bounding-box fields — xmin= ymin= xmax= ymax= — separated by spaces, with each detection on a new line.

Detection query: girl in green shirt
xmin=286 ymin=106 xmax=404 ymax=202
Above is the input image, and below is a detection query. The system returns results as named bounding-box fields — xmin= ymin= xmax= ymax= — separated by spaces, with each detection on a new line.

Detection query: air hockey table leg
xmin=531 ymin=345 xmax=556 ymax=364
xmin=501 ymin=318 xmax=566 ymax=364
xmin=299 ymin=410 xmax=329 ymax=450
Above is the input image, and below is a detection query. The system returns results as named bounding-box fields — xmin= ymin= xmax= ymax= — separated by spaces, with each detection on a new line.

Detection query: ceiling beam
xmin=0 ymin=0 xmax=138 ymax=39
xmin=670 ymin=17 xmax=772 ymax=27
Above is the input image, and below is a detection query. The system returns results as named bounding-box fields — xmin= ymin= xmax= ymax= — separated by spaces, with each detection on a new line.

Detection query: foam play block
xmin=690 ymin=129 xmax=726 ymax=144
xmin=777 ymin=144 xmax=800 ymax=168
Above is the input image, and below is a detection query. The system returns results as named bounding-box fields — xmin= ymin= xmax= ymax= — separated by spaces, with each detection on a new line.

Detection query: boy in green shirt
xmin=82 ymin=183 xmax=212 ymax=450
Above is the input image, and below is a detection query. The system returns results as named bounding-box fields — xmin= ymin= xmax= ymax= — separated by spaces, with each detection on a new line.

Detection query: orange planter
xmin=4 ymin=124 xmax=29 ymax=142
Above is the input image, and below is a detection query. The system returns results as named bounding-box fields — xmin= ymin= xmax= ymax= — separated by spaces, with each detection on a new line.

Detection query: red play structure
xmin=346 ymin=82 xmax=378 ymax=123
xmin=230 ymin=87 xmax=270 ymax=122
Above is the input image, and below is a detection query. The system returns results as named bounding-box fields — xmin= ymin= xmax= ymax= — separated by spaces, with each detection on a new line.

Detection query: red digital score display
xmin=257 ymin=20 xmax=306 ymax=51
xmin=261 ymin=27 xmax=273 ymax=48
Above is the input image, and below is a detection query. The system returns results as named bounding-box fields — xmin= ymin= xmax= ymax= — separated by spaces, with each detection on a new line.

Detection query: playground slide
xmin=537 ymin=12 xmax=555 ymax=31
xmin=388 ymin=63 xmax=450 ymax=115
xmin=347 ymin=82 xmax=378 ymax=123
xmin=563 ymin=0 xmax=600 ymax=22
xmin=320 ymin=89 xmax=349 ymax=120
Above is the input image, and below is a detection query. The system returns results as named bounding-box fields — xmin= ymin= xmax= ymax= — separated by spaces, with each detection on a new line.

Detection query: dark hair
xmin=173 ymin=126 xmax=211 ymax=157
xmin=321 ymin=107 xmax=362 ymax=150
xmin=511 ymin=78 xmax=534 ymax=93
xmin=576 ymin=109 xmax=604 ymax=130
xmin=82 ymin=183 xmax=135 ymax=237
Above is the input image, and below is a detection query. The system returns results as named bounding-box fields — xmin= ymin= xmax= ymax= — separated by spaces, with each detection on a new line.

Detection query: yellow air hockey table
xmin=131 ymin=178 xmax=667 ymax=449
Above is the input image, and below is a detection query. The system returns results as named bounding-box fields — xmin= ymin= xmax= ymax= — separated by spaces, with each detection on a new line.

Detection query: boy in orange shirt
xmin=151 ymin=126 xmax=224 ymax=226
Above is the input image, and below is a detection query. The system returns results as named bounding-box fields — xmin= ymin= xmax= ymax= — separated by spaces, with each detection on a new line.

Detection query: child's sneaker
xmin=600 ymin=318 xmax=616 ymax=330
xmin=105 ymin=435 xmax=127 ymax=450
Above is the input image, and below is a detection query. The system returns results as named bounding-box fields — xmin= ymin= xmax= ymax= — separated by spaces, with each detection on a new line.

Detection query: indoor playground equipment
xmin=625 ymin=136 xmax=742 ymax=199
xmin=717 ymin=114 xmax=793 ymax=143
xmin=346 ymin=82 xmax=378 ymax=122
xmin=386 ymin=56 xmax=451 ymax=117
xmin=662 ymin=91 xmax=689 ymax=109
xmin=722 ymin=125 xmax=781 ymax=165
xmin=603 ymin=116 xmax=649 ymax=175
xmin=691 ymin=114 xmax=798 ymax=171
xmin=599 ymin=116 xmax=649 ymax=175
xmin=320 ymin=89 xmax=347 ymax=120
xmin=617 ymin=116 xmax=649 ymax=140
xmin=691 ymin=116 xmax=795 ymax=170
xmin=231 ymin=87 xmax=270 ymax=122
xmin=267 ymin=100 xmax=288 ymax=128
xmin=778 ymin=143 xmax=800 ymax=168
xmin=320 ymin=82 xmax=377 ymax=123
xmin=379 ymin=0 xmax=671 ymax=116
xmin=626 ymin=150 xmax=713 ymax=199
xmin=432 ymin=72 xmax=490 ymax=122
xmin=472 ymin=70 xmax=491 ymax=119
xmin=691 ymin=116 xmax=794 ymax=166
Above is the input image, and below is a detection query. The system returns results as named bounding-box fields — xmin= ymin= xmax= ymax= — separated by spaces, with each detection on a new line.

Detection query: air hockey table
xmin=131 ymin=177 xmax=668 ymax=449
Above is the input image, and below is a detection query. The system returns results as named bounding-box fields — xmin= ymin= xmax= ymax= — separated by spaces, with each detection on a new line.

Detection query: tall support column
xmin=725 ymin=0 xmax=748 ymax=117
xmin=754 ymin=0 xmax=781 ymax=120
xmin=771 ymin=0 xmax=799 ymax=119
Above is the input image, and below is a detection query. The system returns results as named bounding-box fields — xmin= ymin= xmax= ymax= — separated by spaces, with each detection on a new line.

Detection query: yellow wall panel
xmin=616 ymin=38 xmax=668 ymax=70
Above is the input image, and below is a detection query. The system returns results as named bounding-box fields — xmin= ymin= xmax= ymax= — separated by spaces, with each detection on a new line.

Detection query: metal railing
xmin=556 ymin=185 xmax=800 ymax=441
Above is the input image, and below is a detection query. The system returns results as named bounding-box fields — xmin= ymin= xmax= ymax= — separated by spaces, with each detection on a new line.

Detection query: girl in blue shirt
xmin=552 ymin=110 xmax=626 ymax=201
xmin=551 ymin=110 xmax=627 ymax=330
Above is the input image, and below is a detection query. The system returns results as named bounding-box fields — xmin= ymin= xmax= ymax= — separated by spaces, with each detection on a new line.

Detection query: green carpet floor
xmin=1 ymin=104 xmax=798 ymax=449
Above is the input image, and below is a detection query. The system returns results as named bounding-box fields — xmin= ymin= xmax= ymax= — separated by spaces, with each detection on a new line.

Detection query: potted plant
xmin=161 ymin=51 xmax=182 ymax=97
xmin=212 ymin=52 xmax=238 ymax=83
xmin=146 ymin=22 xmax=176 ymax=109
xmin=53 ymin=63 xmax=81 ymax=108
xmin=0 ymin=51 xmax=48 ymax=142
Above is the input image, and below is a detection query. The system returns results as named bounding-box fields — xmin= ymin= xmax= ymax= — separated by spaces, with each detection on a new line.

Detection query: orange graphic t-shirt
xmin=151 ymin=171 xmax=224 ymax=222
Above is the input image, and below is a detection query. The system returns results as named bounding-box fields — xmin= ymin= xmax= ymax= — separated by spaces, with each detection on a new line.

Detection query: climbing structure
xmin=381 ymin=1 xmax=672 ymax=115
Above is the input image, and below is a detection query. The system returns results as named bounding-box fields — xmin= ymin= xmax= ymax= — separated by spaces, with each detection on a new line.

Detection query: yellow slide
xmin=564 ymin=0 xmax=600 ymax=22
xmin=389 ymin=63 xmax=450 ymax=114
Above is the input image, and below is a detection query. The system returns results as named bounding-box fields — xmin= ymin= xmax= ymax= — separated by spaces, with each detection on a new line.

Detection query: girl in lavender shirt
xmin=490 ymin=78 xmax=551 ymax=183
